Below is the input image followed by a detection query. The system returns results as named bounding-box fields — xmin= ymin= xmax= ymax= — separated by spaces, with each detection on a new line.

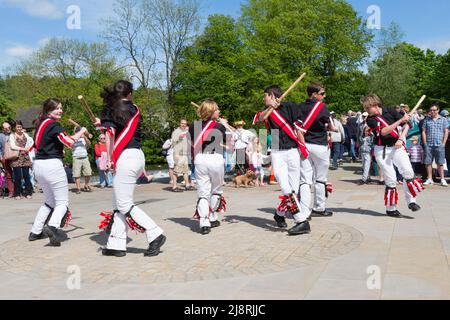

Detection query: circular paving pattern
xmin=0 ymin=217 xmax=363 ymax=285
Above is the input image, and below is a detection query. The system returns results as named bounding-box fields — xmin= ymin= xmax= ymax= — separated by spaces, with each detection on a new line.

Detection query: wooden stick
xmin=409 ymin=95 xmax=427 ymax=115
xmin=78 ymin=95 xmax=97 ymax=123
xmin=280 ymin=72 xmax=307 ymax=101
xmin=191 ymin=101 xmax=201 ymax=109
xmin=68 ymin=118 xmax=93 ymax=139
xmin=69 ymin=119 xmax=80 ymax=127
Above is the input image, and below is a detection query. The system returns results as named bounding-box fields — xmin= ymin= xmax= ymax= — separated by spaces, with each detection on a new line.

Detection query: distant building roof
xmin=15 ymin=107 xmax=41 ymax=129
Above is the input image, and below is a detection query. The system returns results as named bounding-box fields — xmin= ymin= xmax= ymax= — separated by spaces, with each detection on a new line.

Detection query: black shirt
xmin=35 ymin=121 xmax=66 ymax=160
xmin=267 ymin=102 xmax=301 ymax=151
xmin=101 ymin=101 xmax=142 ymax=150
xmin=366 ymin=107 xmax=402 ymax=147
xmin=189 ymin=121 xmax=227 ymax=155
xmin=297 ymin=99 xmax=331 ymax=146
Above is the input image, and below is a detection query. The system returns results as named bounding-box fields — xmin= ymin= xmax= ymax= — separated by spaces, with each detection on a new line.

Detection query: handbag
xmin=4 ymin=141 xmax=19 ymax=161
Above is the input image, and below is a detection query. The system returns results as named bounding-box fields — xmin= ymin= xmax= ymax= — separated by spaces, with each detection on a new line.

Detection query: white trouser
xmin=107 ymin=149 xmax=164 ymax=251
xmin=361 ymin=152 xmax=372 ymax=181
xmin=31 ymin=159 xmax=69 ymax=234
xmin=374 ymin=145 xmax=416 ymax=211
xmin=195 ymin=153 xmax=225 ymax=228
xmin=300 ymin=143 xmax=330 ymax=215
xmin=272 ymin=148 xmax=307 ymax=223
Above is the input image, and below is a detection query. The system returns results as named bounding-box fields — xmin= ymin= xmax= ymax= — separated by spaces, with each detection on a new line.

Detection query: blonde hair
xmin=197 ymin=99 xmax=218 ymax=121
xmin=361 ymin=94 xmax=382 ymax=109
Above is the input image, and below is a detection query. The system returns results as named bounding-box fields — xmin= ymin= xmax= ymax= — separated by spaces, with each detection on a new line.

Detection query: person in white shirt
xmin=233 ymin=121 xmax=255 ymax=175
xmin=72 ymin=127 xmax=92 ymax=194
xmin=329 ymin=112 xmax=345 ymax=170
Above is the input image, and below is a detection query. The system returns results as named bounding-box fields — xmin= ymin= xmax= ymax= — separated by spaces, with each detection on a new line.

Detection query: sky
xmin=0 ymin=0 xmax=449 ymax=74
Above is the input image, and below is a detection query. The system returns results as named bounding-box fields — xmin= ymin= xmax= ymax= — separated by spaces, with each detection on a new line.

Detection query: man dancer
xmin=296 ymin=82 xmax=334 ymax=219
xmin=255 ymin=85 xmax=311 ymax=235
xmin=362 ymin=94 xmax=423 ymax=217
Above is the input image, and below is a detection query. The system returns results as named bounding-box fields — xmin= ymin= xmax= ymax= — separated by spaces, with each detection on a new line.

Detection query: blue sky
xmin=0 ymin=0 xmax=449 ymax=74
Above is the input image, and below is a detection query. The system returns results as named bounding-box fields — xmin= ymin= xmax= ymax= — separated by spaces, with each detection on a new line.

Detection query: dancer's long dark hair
xmin=101 ymin=80 xmax=134 ymax=126
xmin=34 ymin=98 xmax=61 ymax=128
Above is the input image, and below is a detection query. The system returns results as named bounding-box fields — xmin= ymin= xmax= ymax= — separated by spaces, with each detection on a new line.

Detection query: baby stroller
xmin=0 ymin=167 xmax=7 ymax=198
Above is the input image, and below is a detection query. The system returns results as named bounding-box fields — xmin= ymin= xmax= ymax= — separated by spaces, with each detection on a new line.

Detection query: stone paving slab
xmin=0 ymin=163 xmax=449 ymax=300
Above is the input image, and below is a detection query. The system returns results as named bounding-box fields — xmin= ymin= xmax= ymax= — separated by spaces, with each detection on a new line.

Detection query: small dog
xmin=232 ymin=170 xmax=257 ymax=188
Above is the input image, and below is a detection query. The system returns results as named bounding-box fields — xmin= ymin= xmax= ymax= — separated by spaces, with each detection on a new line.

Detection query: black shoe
xmin=357 ymin=180 xmax=367 ymax=186
xmin=28 ymin=232 xmax=47 ymax=242
xmin=330 ymin=166 xmax=338 ymax=171
xmin=288 ymin=221 xmax=311 ymax=236
xmin=102 ymin=248 xmax=126 ymax=257
xmin=211 ymin=221 xmax=221 ymax=228
xmin=311 ymin=210 xmax=333 ymax=217
xmin=386 ymin=210 xmax=403 ymax=218
xmin=274 ymin=214 xmax=288 ymax=228
xmin=144 ymin=234 xmax=167 ymax=257
xmin=408 ymin=203 xmax=421 ymax=212
xmin=43 ymin=226 xmax=61 ymax=247
xmin=201 ymin=227 xmax=211 ymax=235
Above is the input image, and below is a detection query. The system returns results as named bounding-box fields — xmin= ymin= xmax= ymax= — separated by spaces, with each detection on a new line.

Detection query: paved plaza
xmin=0 ymin=164 xmax=449 ymax=300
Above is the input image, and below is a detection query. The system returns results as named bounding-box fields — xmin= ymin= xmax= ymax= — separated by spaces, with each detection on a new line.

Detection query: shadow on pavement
xmin=329 ymin=207 xmax=414 ymax=219
xmin=224 ymin=215 xmax=287 ymax=233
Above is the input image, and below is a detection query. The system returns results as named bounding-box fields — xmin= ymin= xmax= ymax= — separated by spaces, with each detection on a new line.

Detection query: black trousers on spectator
xmin=13 ymin=167 xmax=33 ymax=197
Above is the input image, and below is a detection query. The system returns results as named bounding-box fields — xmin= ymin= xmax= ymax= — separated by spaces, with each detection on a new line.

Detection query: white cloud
xmin=2 ymin=0 xmax=64 ymax=19
xmin=417 ymin=40 xmax=450 ymax=55
xmin=5 ymin=44 xmax=34 ymax=58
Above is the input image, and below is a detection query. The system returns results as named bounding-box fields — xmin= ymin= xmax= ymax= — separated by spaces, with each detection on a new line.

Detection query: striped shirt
xmin=422 ymin=116 xmax=449 ymax=146
xmin=409 ymin=145 xmax=424 ymax=163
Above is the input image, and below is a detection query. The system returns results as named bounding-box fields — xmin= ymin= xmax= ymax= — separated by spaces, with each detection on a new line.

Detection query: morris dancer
xmin=189 ymin=100 xmax=227 ymax=235
xmin=295 ymin=82 xmax=334 ymax=219
xmin=254 ymin=85 xmax=311 ymax=235
xmin=29 ymin=98 xmax=87 ymax=246
xmin=362 ymin=94 xmax=423 ymax=217
xmin=98 ymin=80 xmax=166 ymax=257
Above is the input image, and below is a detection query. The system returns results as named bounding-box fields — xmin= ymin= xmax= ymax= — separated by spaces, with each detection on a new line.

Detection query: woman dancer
xmin=98 ymin=80 xmax=166 ymax=257
xmin=29 ymin=98 xmax=87 ymax=246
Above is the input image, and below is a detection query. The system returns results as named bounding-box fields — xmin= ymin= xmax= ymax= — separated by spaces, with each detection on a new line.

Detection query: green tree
xmin=430 ymin=50 xmax=450 ymax=106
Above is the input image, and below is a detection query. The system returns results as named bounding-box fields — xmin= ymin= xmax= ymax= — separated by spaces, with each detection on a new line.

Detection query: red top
xmin=94 ymin=143 xmax=107 ymax=160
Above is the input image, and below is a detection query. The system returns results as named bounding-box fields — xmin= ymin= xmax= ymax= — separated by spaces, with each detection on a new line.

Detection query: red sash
xmin=193 ymin=120 xmax=217 ymax=160
xmin=34 ymin=119 xmax=55 ymax=151
xmin=111 ymin=106 xmax=141 ymax=165
xmin=269 ymin=110 xmax=309 ymax=158
xmin=375 ymin=116 xmax=399 ymax=139
xmin=252 ymin=111 xmax=270 ymax=129
xmin=296 ymin=101 xmax=326 ymax=134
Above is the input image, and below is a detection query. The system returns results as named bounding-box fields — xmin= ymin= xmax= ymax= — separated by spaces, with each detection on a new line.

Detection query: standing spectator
xmin=409 ymin=136 xmax=424 ymax=179
xmin=162 ymin=138 xmax=176 ymax=185
xmin=0 ymin=121 xmax=14 ymax=198
xmin=330 ymin=112 xmax=345 ymax=170
xmin=441 ymin=110 xmax=450 ymax=176
xmin=358 ymin=126 xmax=373 ymax=185
xmin=171 ymin=119 xmax=194 ymax=192
xmin=347 ymin=112 xmax=358 ymax=162
xmin=9 ymin=121 xmax=33 ymax=199
xmin=233 ymin=121 xmax=254 ymax=175
xmin=422 ymin=105 xmax=449 ymax=186
xmin=72 ymin=127 xmax=93 ymax=194
xmin=249 ymin=136 xmax=265 ymax=187
xmin=94 ymin=134 xmax=113 ymax=188
xmin=339 ymin=116 xmax=351 ymax=163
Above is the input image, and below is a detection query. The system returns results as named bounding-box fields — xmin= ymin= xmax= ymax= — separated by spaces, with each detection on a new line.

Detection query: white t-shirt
xmin=72 ymin=138 xmax=88 ymax=158
xmin=233 ymin=129 xmax=254 ymax=150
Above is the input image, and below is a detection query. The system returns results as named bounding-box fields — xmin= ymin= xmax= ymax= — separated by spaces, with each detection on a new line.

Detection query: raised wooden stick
xmin=280 ymin=72 xmax=307 ymax=101
xmin=409 ymin=95 xmax=427 ymax=115
xmin=78 ymin=95 xmax=97 ymax=123
xmin=191 ymin=101 xmax=201 ymax=109
xmin=68 ymin=118 xmax=93 ymax=139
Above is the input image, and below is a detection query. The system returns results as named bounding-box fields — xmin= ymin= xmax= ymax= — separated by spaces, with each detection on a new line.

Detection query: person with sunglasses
xmin=422 ymin=105 xmax=449 ymax=187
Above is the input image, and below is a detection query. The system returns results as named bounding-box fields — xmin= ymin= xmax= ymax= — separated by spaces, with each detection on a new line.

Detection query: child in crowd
xmin=250 ymin=137 xmax=265 ymax=187
xmin=359 ymin=126 xmax=374 ymax=185
xmin=409 ymin=136 xmax=424 ymax=179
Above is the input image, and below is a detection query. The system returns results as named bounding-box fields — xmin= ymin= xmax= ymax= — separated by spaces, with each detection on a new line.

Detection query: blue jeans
xmin=96 ymin=160 xmax=113 ymax=187
xmin=350 ymin=138 xmax=357 ymax=160
xmin=331 ymin=143 xmax=341 ymax=168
